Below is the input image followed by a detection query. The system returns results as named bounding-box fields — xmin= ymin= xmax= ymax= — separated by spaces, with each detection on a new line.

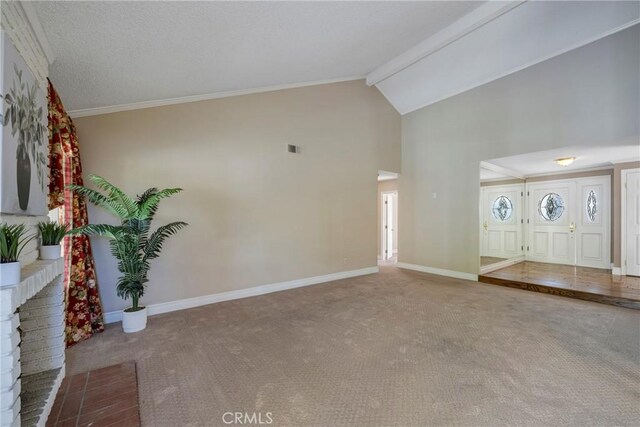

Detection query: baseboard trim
xmin=479 ymin=255 xmax=525 ymax=274
xmin=103 ymin=266 xmax=379 ymax=324
xmin=396 ymin=262 xmax=478 ymax=282
xmin=611 ymin=267 xmax=623 ymax=276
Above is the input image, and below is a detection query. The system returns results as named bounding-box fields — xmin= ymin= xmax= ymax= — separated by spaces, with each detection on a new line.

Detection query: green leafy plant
xmin=3 ymin=64 xmax=47 ymax=190
xmin=0 ymin=223 xmax=35 ymax=263
xmin=68 ymin=175 xmax=187 ymax=312
xmin=38 ymin=221 xmax=69 ymax=246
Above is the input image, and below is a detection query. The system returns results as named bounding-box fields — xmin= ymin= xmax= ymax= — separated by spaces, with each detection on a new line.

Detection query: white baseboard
xmin=611 ymin=267 xmax=623 ymax=276
xmin=396 ymin=262 xmax=478 ymax=281
xmin=103 ymin=266 xmax=378 ymax=324
xmin=479 ymin=255 xmax=525 ymax=274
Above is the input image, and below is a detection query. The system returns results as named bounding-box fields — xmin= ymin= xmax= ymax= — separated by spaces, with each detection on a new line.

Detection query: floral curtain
xmin=48 ymin=80 xmax=105 ymax=346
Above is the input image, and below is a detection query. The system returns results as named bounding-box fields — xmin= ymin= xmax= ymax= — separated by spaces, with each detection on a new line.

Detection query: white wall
xmin=74 ymin=80 xmax=401 ymax=313
xmin=400 ymin=25 xmax=639 ymax=275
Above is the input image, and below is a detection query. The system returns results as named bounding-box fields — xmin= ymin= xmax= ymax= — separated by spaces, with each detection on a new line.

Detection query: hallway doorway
xmin=378 ymin=171 xmax=398 ymax=263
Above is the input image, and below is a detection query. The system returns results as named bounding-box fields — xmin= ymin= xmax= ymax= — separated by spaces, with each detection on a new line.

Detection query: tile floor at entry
xmin=46 ymin=362 xmax=140 ymax=427
xmin=480 ymin=261 xmax=640 ymax=309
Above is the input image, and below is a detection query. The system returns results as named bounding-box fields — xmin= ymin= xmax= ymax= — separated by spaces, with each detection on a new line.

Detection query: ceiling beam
xmin=366 ymin=1 xmax=525 ymax=86
xmin=372 ymin=1 xmax=639 ymax=115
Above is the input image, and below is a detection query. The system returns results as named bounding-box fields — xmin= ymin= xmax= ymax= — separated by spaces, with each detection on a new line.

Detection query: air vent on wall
xmin=288 ymin=144 xmax=299 ymax=153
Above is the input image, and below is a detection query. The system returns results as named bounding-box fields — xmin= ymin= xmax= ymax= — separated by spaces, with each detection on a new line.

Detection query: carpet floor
xmin=66 ymin=265 xmax=640 ymax=426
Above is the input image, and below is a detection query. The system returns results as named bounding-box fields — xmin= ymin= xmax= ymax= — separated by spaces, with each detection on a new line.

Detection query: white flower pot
xmin=0 ymin=262 xmax=21 ymax=287
xmin=39 ymin=244 xmax=62 ymax=260
xmin=122 ymin=306 xmax=147 ymax=333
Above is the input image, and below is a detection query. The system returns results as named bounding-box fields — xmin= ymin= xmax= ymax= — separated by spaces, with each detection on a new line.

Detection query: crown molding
xmin=20 ymin=1 xmax=55 ymax=65
xmin=366 ymin=1 xmax=525 ymax=86
xmin=68 ymin=75 xmax=365 ymax=118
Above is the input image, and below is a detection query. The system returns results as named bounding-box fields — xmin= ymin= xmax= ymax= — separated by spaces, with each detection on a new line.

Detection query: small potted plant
xmin=37 ymin=221 xmax=68 ymax=260
xmin=68 ymin=175 xmax=187 ymax=333
xmin=0 ymin=223 xmax=35 ymax=287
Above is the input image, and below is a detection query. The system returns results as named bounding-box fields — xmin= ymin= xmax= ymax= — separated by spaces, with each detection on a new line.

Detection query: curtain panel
xmin=48 ymin=80 xmax=105 ymax=346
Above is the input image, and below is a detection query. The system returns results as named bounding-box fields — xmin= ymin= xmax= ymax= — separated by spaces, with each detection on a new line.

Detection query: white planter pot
xmin=39 ymin=244 xmax=62 ymax=260
xmin=0 ymin=262 xmax=21 ymax=287
xmin=122 ymin=307 xmax=147 ymax=333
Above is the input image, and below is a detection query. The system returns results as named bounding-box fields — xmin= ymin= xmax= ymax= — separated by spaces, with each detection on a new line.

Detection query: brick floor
xmin=46 ymin=362 xmax=140 ymax=427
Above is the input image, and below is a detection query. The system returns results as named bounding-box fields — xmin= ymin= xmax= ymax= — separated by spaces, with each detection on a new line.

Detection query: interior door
xmin=481 ymin=184 xmax=523 ymax=259
xmin=576 ymin=176 xmax=610 ymax=268
xmin=382 ymin=193 xmax=395 ymax=260
xmin=527 ymin=181 xmax=576 ymax=265
xmin=626 ymin=171 xmax=640 ymax=276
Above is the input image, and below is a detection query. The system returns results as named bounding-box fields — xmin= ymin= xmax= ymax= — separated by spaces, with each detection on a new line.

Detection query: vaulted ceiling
xmin=32 ymin=1 xmax=482 ymax=112
xmin=30 ymin=1 xmax=639 ymax=117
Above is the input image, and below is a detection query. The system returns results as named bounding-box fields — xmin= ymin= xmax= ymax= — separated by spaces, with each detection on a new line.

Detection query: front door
xmin=526 ymin=175 xmax=610 ymax=268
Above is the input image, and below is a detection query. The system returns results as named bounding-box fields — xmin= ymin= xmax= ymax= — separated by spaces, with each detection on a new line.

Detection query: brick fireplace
xmin=0 ymin=259 xmax=65 ymax=427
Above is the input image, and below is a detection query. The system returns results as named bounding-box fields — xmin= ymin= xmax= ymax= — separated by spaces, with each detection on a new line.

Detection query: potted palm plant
xmin=37 ymin=221 xmax=68 ymax=260
xmin=68 ymin=175 xmax=187 ymax=333
xmin=0 ymin=223 xmax=35 ymax=287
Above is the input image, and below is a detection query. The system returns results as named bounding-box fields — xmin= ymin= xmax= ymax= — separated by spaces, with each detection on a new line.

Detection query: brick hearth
xmin=0 ymin=259 xmax=65 ymax=427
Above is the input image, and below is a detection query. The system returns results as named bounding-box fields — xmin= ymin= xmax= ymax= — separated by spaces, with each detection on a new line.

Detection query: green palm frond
xmin=143 ymin=221 xmax=188 ymax=261
xmin=67 ymin=185 xmax=130 ymax=218
xmin=68 ymin=177 xmax=187 ymax=310
xmin=69 ymin=224 xmax=126 ymax=239
xmin=137 ymin=188 xmax=183 ymax=220
xmin=89 ymin=175 xmax=138 ymax=218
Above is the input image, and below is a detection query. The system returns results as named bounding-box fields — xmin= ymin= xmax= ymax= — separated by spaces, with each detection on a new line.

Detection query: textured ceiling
xmin=32 ymin=1 xmax=482 ymax=111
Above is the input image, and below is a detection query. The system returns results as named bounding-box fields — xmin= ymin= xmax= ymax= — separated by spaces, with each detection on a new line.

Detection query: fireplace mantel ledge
xmin=0 ymin=259 xmax=64 ymax=317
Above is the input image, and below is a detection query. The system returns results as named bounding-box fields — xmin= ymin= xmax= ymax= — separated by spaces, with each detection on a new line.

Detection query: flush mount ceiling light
xmin=555 ymin=157 xmax=576 ymax=167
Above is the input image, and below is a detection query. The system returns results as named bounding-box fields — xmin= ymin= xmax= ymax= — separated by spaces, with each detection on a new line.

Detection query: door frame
xmin=381 ymin=190 xmax=397 ymax=260
xmin=620 ymin=168 xmax=640 ymax=276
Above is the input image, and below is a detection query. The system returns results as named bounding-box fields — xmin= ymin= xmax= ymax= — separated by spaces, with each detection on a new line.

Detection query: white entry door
xmin=481 ymin=184 xmax=524 ymax=259
xmin=625 ymin=171 xmax=640 ymax=276
xmin=527 ymin=181 xmax=575 ymax=265
xmin=526 ymin=176 xmax=610 ymax=268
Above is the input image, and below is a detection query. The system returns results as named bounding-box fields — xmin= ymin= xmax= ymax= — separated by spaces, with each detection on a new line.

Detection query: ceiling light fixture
xmin=555 ymin=157 xmax=576 ymax=167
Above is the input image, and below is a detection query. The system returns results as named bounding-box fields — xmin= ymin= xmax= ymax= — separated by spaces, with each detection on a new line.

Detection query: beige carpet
xmin=66 ymin=265 xmax=640 ymax=426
